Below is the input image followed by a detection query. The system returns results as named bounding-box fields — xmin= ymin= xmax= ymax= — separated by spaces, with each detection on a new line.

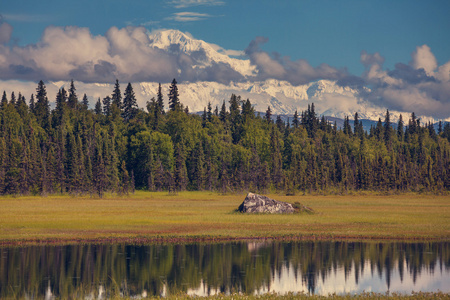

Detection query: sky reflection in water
xmin=0 ymin=241 xmax=448 ymax=298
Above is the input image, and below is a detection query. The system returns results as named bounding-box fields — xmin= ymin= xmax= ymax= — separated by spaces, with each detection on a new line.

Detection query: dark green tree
xmin=265 ymin=106 xmax=272 ymax=123
xmin=157 ymin=83 xmax=165 ymax=114
xmin=94 ymin=98 xmax=102 ymax=115
xmin=34 ymin=80 xmax=50 ymax=130
xmin=397 ymin=114 xmax=404 ymax=141
xmin=68 ymin=79 xmax=78 ymax=109
xmin=292 ymin=110 xmax=299 ymax=128
xmin=82 ymin=94 xmax=89 ymax=110
xmin=122 ymin=83 xmax=138 ymax=122
xmin=168 ymin=78 xmax=180 ymax=111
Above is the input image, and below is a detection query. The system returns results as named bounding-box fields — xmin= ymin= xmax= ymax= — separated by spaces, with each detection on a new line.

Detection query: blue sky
xmin=2 ymin=0 xmax=449 ymax=75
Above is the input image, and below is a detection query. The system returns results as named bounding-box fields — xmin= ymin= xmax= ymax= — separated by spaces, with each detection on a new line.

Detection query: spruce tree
xmin=168 ymin=78 xmax=180 ymax=111
xmin=219 ymin=100 xmax=227 ymax=123
xmin=397 ymin=114 xmax=404 ymax=141
xmin=384 ymin=109 xmax=392 ymax=145
xmin=102 ymin=96 xmax=111 ymax=116
xmin=122 ymin=83 xmax=138 ymax=122
xmin=35 ymin=80 xmax=50 ymax=130
xmin=265 ymin=106 xmax=272 ymax=123
xmin=94 ymin=98 xmax=102 ymax=115
xmin=292 ymin=110 xmax=299 ymax=128
xmin=112 ymin=79 xmax=122 ymax=108
xmin=9 ymin=92 xmax=16 ymax=106
xmin=0 ymin=91 xmax=7 ymax=109
xmin=157 ymin=83 xmax=164 ymax=114
xmin=241 ymin=98 xmax=253 ymax=122
xmin=82 ymin=94 xmax=89 ymax=110
xmin=53 ymin=88 xmax=67 ymax=127
xmin=29 ymin=94 xmax=35 ymax=114
xmin=68 ymin=79 xmax=78 ymax=109
xmin=207 ymin=101 xmax=212 ymax=122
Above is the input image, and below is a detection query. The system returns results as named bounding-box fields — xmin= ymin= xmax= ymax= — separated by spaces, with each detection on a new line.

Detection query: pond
xmin=0 ymin=241 xmax=449 ymax=298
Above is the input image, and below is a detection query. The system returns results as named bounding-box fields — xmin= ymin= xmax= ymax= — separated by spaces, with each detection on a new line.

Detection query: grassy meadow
xmin=0 ymin=191 xmax=449 ymax=244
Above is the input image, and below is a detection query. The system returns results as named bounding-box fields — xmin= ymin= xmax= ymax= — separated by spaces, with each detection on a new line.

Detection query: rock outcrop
xmin=238 ymin=193 xmax=295 ymax=214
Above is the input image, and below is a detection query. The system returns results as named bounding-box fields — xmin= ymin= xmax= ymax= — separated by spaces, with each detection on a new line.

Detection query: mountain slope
xmin=149 ymin=29 xmax=256 ymax=77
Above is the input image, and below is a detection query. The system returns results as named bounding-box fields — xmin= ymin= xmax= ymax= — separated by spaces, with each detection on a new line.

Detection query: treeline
xmin=1 ymin=79 xmax=450 ymax=196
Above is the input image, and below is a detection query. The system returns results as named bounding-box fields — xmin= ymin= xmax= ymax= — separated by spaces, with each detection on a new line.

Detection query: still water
xmin=0 ymin=241 xmax=449 ymax=298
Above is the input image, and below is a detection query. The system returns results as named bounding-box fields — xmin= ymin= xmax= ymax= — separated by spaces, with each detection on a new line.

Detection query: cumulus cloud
xmin=410 ymin=45 xmax=437 ymax=76
xmin=0 ymin=25 xmax=244 ymax=84
xmin=245 ymin=36 xmax=350 ymax=85
xmin=360 ymin=50 xmax=384 ymax=68
xmin=361 ymin=46 xmax=450 ymax=119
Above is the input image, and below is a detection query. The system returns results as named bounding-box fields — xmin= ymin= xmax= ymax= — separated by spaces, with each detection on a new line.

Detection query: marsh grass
xmin=116 ymin=292 xmax=450 ymax=300
xmin=0 ymin=191 xmax=449 ymax=244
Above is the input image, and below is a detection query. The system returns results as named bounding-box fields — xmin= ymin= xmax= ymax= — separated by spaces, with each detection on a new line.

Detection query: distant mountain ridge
xmin=45 ymin=29 xmax=443 ymax=123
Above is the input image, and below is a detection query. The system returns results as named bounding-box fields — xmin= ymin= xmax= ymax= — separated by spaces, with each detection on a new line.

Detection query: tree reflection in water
xmin=0 ymin=241 xmax=448 ymax=298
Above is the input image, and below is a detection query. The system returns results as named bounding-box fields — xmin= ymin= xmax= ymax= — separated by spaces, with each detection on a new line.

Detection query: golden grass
xmin=0 ymin=191 xmax=449 ymax=244
xmin=134 ymin=292 xmax=449 ymax=300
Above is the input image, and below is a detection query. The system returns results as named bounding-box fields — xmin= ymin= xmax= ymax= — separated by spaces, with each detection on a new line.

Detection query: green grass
xmin=0 ymin=191 xmax=449 ymax=244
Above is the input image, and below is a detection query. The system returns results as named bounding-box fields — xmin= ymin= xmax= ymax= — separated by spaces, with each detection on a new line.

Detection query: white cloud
xmin=360 ymin=50 xmax=385 ymax=68
xmin=360 ymin=46 xmax=450 ymax=119
xmin=410 ymin=45 xmax=438 ymax=76
xmin=167 ymin=12 xmax=212 ymax=22
xmin=209 ymin=43 xmax=245 ymax=57
xmin=168 ymin=0 xmax=224 ymax=9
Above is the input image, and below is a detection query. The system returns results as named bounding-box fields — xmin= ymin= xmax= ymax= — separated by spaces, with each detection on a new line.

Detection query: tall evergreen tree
xmin=0 ymin=91 xmax=7 ymax=109
xmin=111 ymin=79 xmax=122 ymax=108
xmin=354 ymin=112 xmax=363 ymax=138
xmin=241 ymin=98 xmax=254 ymax=122
xmin=265 ymin=106 xmax=272 ymax=123
xmin=122 ymin=83 xmax=138 ymax=122
xmin=207 ymin=101 xmax=213 ymax=122
xmin=384 ymin=109 xmax=392 ymax=145
xmin=82 ymin=94 xmax=89 ymax=110
xmin=397 ymin=114 xmax=404 ymax=141
xmin=9 ymin=92 xmax=16 ymax=106
xmin=292 ymin=110 xmax=299 ymax=128
xmin=102 ymin=96 xmax=112 ymax=116
xmin=94 ymin=98 xmax=102 ymax=115
xmin=219 ymin=100 xmax=227 ymax=123
xmin=157 ymin=83 xmax=165 ymax=114
xmin=168 ymin=78 xmax=180 ymax=111
xmin=29 ymin=94 xmax=35 ymax=114
xmin=53 ymin=88 xmax=67 ymax=127
xmin=68 ymin=79 xmax=78 ymax=109
xmin=34 ymin=80 xmax=50 ymax=130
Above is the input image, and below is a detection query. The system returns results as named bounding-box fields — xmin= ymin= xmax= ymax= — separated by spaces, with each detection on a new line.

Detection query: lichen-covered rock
xmin=238 ymin=192 xmax=295 ymax=214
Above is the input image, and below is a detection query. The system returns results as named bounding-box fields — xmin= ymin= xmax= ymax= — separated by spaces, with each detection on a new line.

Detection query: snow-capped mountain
xmin=149 ymin=29 xmax=256 ymax=77
xmin=142 ymin=30 xmax=406 ymax=121
xmin=23 ymin=29 xmax=442 ymax=123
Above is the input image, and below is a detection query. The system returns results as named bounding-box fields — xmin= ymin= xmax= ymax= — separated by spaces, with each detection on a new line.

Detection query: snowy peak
xmin=148 ymin=29 xmax=256 ymax=77
xmin=149 ymin=29 xmax=205 ymax=53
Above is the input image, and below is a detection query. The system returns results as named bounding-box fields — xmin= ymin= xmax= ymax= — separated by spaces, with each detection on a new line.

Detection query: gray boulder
xmin=238 ymin=192 xmax=295 ymax=214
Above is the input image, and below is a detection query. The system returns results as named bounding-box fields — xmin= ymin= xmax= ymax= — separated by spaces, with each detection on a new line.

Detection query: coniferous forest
xmin=1 ymin=79 xmax=450 ymax=197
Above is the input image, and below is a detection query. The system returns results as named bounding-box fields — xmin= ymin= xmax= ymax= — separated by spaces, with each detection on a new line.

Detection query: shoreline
xmin=2 ymin=233 xmax=449 ymax=247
